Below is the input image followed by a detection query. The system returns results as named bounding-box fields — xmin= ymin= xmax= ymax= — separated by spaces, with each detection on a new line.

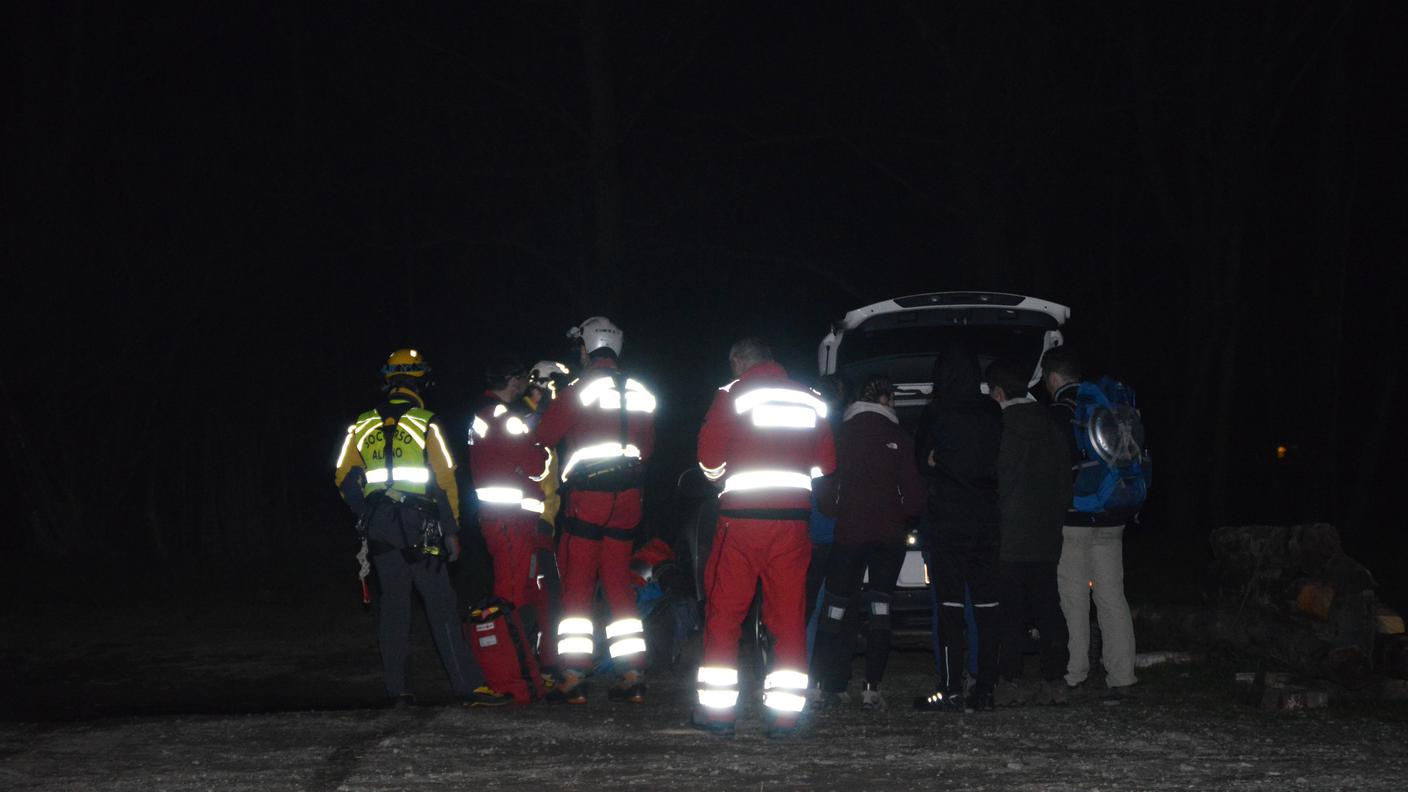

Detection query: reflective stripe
xmin=471 ymin=416 xmax=490 ymax=440
xmin=356 ymin=423 xmax=382 ymax=451
xmin=609 ymin=637 xmax=646 ymax=658
xmin=605 ymin=618 xmax=644 ymax=640
xmin=973 ymin=601 xmax=1000 ymax=608
xmin=577 ymin=376 xmax=657 ymax=413
xmin=364 ymin=468 xmax=426 ymax=484
xmin=392 ymin=467 xmax=429 ymax=484
xmin=764 ymin=670 xmax=809 ymax=691
xmin=763 ymin=691 xmax=807 ymax=713
xmin=520 ymin=497 xmax=545 ymax=514
xmin=560 ymin=443 xmax=642 ymax=481
xmin=477 ymin=487 xmax=525 ymax=504
xmin=399 ymin=421 xmax=426 ymax=449
xmin=697 ymin=666 xmax=739 ymax=687
xmin=721 ymin=470 xmax=812 ymax=494
xmin=504 ymin=415 xmax=530 ymax=435
xmin=428 ymin=423 xmax=455 ymax=469
xmin=558 ymin=617 xmax=593 ymax=635
xmin=809 ymin=466 xmax=824 ymax=478
xmin=698 ymin=689 xmax=739 ymax=709
xmin=529 ymin=449 xmax=553 ymax=483
xmin=699 ymin=461 xmax=727 ymax=481
xmin=733 ymin=387 xmax=828 ymax=419
xmin=335 ymin=429 xmax=355 ymax=469
xmin=719 ymin=378 xmax=740 ymax=392
xmin=749 ymin=403 xmax=818 ymax=428
xmin=492 ymin=404 xmax=508 ymax=418
xmin=557 ymin=636 xmax=594 ymax=655
xmin=401 ymin=414 xmax=428 ymax=431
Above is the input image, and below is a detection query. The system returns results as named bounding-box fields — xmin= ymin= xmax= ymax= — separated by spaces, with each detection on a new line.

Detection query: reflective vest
xmin=353 ymin=405 xmax=435 ymax=496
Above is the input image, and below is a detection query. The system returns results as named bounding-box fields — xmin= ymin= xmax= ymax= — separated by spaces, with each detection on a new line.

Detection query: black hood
xmin=930 ymin=343 xmax=982 ymax=402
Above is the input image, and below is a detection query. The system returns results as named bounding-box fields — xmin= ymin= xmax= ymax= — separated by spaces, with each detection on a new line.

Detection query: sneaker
xmin=816 ymin=689 xmax=851 ymax=707
xmin=461 ymin=686 xmax=513 ymax=707
xmin=993 ymin=680 xmax=1026 ymax=708
xmin=860 ymin=684 xmax=886 ymax=710
xmin=385 ymin=692 xmax=416 ymax=710
xmin=688 ymin=708 xmax=736 ymax=736
xmin=913 ymin=689 xmax=965 ymax=712
xmin=965 ymin=689 xmax=995 ymax=713
xmin=1102 ymin=684 xmax=1135 ymax=705
xmin=608 ymin=671 xmax=646 ymax=704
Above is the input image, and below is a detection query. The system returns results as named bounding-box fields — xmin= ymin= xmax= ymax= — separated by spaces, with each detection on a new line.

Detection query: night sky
xmin=6 ymin=3 xmax=1405 ymax=602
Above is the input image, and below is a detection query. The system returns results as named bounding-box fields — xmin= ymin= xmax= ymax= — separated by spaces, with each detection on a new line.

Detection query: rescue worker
xmin=467 ymin=358 xmax=551 ymax=621
xmin=692 ymin=337 xmax=836 ymax=737
xmin=333 ymin=349 xmax=511 ymax=708
xmin=534 ymin=317 xmax=657 ymax=704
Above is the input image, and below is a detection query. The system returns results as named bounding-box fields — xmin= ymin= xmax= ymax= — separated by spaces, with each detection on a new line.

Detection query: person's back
xmin=996 ymin=399 xmax=1073 ymax=563
xmin=989 ymin=356 xmax=1073 ymax=705
xmin=917 ymin=346 xmax=1001 ymax=528
xmin=1041 ymin=346 xmax=1139 ymax=699
xmin=912 ymin=344 xmax=1003 ymax=712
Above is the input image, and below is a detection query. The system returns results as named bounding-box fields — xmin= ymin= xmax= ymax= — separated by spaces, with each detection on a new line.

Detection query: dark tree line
xmin=5 ymin=2 xmax=1402 ymax=596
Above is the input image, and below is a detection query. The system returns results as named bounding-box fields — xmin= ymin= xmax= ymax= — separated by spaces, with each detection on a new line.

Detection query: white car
xmin=818 ymin=291 xmax=1070 ymax=631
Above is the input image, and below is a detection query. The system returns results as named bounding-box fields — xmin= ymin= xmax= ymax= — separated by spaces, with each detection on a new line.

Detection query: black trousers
xmin=996 ymin=560 xmax=1069 ymax=682
xmin=813 ymin=541 xmax=906 ymax=691
xmin=929 ymin=525 xmax=1000 ymax=695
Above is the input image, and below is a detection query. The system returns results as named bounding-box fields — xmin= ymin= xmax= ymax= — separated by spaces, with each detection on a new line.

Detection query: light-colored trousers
xmin=1056 ymin=524 xmax=1138 ymax=688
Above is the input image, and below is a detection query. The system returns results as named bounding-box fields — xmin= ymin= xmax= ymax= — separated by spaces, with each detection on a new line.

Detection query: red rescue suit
xmin=695 ymin=360 xmax=836 ymax=728
xmin=469 ymin=393 xmax=551 ymax=609
xmin=534 ymin=358 xmax=656 ymax=673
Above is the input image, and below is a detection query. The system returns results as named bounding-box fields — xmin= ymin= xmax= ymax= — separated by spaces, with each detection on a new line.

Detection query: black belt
xmin=719 ymin=508 xmax=811 ymax=521
xmin=562 ymin=516 xmax=635 ymax=542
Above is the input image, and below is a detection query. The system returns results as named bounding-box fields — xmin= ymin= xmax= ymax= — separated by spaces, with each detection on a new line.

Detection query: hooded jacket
xmin=914 ymin=345 xmax=1001 ymax=528
xmin=996 ymin=398 xmax=1074 ymax=562
xmin=818 ymin=402 xmax=924 ymax=546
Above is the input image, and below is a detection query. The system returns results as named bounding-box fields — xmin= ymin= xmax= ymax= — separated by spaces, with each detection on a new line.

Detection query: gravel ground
xmin=3 ymin=594 xmax=1407 ymax=790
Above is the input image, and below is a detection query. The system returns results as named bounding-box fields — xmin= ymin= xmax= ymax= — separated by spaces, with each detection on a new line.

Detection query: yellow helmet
xmin=381 ymin=348 xmax=431 ymax=382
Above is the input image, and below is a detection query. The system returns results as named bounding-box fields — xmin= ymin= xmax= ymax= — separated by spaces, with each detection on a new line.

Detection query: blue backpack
xmin=1069 ymin=376 xmax=1152 ymax=515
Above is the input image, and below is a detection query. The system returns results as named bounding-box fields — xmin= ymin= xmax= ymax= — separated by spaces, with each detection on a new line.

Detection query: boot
xmin=860 ymin=683 xmax=886 ymax=710
xmin=608 ymin=670 xmax=646 ymax=704
xmin=545 ymin=670 xmax=588 ymax=705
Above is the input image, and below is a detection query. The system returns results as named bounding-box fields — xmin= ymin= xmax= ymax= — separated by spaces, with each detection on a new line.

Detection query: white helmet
xmin=569 ymin=316 xmax=624 ymax=356
xmin=529 ymin=360 xmax=570 ymax=384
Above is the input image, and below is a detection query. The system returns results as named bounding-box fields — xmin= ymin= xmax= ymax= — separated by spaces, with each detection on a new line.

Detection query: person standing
xmin=534 ymin=317 xmax=657 ymax=704
xmin=692 ymin=338 xmax=836 ymax=736
xmin=811 ymin=376 xmax=923 ymax=709
xmin=986 ymin=356 xmax=1073 ymax=707
xmin=912 ymin=344 xmax=1003 ymax=712
xmin=467 ymin=358 xmax=551 ymax=619
xmin=1042 ymin=347 xmax=1139 ymax=701
xmin=333 ymin=348 xmax=510 ymax=708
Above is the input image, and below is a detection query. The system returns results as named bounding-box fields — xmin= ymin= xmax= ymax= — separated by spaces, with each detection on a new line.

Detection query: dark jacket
xmin=915 ymin=346 xmax=1002 ymax=528
xmin=819 ymin=403 xmax=924 ymax=546
xmin=997 ymin=398 xmax=1073 ymax=562
xmin=1050 ymin=381 xmax=1130 ymax=527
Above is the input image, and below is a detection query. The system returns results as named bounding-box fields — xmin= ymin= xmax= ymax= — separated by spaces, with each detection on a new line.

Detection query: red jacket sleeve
xmin=696 ymin=389 xmax=732 ymax=473
xmin=534 ymin=388 xmax=574 ymax=448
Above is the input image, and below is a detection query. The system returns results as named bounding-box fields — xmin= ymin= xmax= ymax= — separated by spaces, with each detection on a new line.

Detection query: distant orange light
xmin=1088 ymin=580 xmax=1094 ymax=589
xmin=1276 ymin=445 xmax=1288 ymax=460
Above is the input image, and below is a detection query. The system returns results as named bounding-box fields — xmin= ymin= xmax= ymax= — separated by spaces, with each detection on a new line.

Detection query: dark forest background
xmin=4 ymin=2 xmax=1404 ymax=606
